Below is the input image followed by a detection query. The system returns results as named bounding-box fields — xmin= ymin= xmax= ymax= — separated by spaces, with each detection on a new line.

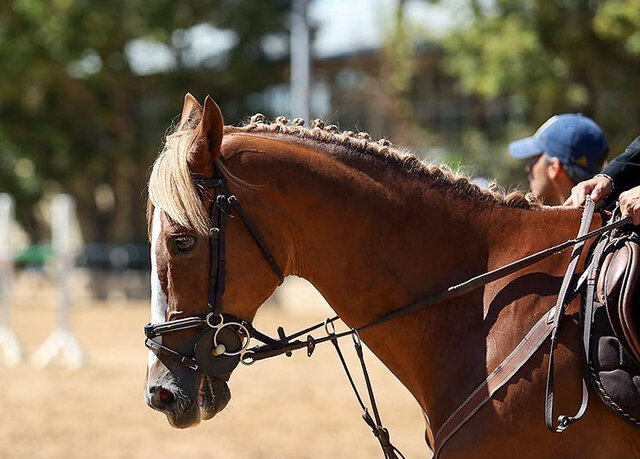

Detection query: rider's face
xmin=525 ymin=154 xmax=553 ymax=203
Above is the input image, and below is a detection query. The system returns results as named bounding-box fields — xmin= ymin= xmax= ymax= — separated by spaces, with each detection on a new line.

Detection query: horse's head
xmin=144 ymin=94 xmax=283 ymax=428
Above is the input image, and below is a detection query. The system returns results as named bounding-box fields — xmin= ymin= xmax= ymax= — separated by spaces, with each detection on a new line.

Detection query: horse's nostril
xmin=158 ymin=387 xmax=173 ymax=401
xmin=149 ymin=386 xmax=176 ymax=410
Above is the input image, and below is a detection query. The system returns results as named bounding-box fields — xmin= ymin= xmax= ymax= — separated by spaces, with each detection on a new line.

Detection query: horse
xmin=144 ymin=94 xmax=640 ymax=457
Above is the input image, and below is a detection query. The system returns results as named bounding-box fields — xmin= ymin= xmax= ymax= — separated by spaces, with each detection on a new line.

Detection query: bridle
xmin=144 ymin=166 xmax=632 ymax=459
xmin=144 ymin=169 xmax=286 ymax=376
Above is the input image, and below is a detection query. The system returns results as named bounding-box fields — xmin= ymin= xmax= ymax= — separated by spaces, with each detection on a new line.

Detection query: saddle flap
xmin=597 ymin=247 xmax=627 ymax=303
xmin=596 ymin=238 xmax=640 ymax=363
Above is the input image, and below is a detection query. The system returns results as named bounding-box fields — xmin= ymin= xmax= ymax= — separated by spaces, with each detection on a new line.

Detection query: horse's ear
xmin=179 ymin=93 xmax=202 ymax=131
xmin=188 ymin=95 xmax=224 ymax=176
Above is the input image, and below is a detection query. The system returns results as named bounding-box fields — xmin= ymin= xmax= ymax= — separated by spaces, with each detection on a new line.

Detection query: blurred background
xmin=1 ymin=0 xmax=640 ymax=457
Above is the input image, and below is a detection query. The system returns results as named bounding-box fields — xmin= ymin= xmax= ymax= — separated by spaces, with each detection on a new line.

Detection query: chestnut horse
xmin=144 ymin=94 xmax=640 ymax=457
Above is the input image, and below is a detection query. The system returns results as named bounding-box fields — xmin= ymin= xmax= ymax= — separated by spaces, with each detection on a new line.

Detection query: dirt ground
xmin=0 ymin=287 xmax=429 ymax=458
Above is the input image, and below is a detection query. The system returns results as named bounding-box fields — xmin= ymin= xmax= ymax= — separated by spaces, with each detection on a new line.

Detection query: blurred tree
xmin=441 ymin=0 xmax=640 ymax=179
xmin=0 ymin=0 xmax=289 ymax=243
xmin=379 ymin=0 xmax=417 ymax=141
xmin=379 ymin=0 xmax=438 ymax=152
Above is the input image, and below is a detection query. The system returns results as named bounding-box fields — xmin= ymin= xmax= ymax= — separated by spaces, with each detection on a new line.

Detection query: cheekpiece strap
xmin=194 ymin=173 xmax=227 ymax=316
xmin=193 ymin=169 xmax=285 ymax=315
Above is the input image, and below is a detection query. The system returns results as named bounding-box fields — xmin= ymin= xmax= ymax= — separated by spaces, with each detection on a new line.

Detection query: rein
xmin=245 ymin=212 xmax=630 ymax=362
xmin=145 ymin=170 xmax=631 ymax=458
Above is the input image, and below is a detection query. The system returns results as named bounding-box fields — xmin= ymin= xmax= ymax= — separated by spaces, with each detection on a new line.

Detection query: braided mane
xmin=226 ymin=114 xmax=540 ymax=210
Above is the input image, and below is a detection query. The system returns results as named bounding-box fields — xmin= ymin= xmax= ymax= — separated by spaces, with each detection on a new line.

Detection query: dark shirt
xmin=602 ymin=135 xmax=640 ymax=199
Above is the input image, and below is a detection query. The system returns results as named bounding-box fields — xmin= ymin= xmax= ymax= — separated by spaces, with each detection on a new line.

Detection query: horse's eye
xmin=173 ymin=236 xmax=196 ymax=253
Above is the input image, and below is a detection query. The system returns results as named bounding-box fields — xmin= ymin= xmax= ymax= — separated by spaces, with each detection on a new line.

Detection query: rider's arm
xmin=619 ymin=185 xmax=640 ymax=225
xmin=565 ymin=135 xmax=640 ymax=207
xmin=601 ymin=135 xmax=640 ymax=200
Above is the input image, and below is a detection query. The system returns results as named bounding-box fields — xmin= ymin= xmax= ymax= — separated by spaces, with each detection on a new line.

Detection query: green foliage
xmin=0 ymin=0 xmax=290 ymax=242
xmin=595 ymin=0 xmax=640 ymax=54
xmin=383 ymin=2 xmax=417 ymax=98
xmin=442 ymin=0 xmax=640 ymax=184
xmin=446 ymin=15 xmax=563 ymax=101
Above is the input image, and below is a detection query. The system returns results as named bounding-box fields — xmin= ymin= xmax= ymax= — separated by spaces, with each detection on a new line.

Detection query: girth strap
xmin=434 ymin=305 xmax=556 ymax=457
xmin=433 ymin=198 xmax=607 ymax=456
xmin=544 ymin=197 xmax=595 ymax=432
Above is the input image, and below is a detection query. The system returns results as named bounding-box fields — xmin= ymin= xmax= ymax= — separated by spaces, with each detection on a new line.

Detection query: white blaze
xmin=148 ymin=207 xmax=168 ymax=377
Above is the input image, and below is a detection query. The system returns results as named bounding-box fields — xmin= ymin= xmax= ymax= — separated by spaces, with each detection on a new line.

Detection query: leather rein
xmin=144 ymin=169 xmax=631 ymax=458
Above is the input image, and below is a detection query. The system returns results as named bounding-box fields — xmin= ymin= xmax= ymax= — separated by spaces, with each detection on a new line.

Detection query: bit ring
xmin=213 ymin=322 xmax=252 ymax=356
xmin=324 ymin=318 xmax=336 ymax=335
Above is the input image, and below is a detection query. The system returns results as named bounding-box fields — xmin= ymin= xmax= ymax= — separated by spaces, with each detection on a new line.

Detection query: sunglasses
xmin=525 ymin=154 xmax=544 ymax=172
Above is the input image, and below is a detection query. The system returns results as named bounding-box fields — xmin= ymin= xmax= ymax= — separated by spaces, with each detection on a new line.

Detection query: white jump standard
xmin=32 ymin=194 xmax=86 ymax=368
xmin=0 ymin=193 xmax=23 ymax=365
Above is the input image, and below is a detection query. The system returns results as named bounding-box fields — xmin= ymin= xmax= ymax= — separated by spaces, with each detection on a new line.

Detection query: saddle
xmin=596 ymin=233 xmax=640 ymax=363
xmin=587 ymin=230 xmax=640 ymax=426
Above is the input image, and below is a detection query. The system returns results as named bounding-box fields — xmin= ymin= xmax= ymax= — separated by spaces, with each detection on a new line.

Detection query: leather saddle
xmin=596 ymin=233 xmax=640 ymax=364
xmin=587 ymin=230 xmax=640 ymax=426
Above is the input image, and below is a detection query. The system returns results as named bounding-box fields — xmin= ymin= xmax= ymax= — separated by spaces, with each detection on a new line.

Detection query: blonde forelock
xmin=148 ymin=127 xmax=210 ymax=236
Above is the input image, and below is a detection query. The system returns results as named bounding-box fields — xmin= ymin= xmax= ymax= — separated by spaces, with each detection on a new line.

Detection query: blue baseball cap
xmin=508 ymin=114 xmax=608 ymax=180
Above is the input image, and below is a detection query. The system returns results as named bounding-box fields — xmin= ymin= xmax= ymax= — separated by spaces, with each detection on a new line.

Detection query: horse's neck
xmin=299 ymin=186 xmax=492 ymax=326
xmin=242 ymin=144 xmax=495 ymax=405
xmin=225 ymin=135 xmax=582 ymax=431
xmin=285 ymin=174 xmax=584 ymax=431
xmin=294 ymin=182 xmax=492 ymax=407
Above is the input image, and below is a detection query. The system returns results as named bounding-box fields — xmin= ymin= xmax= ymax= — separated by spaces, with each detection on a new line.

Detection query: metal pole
xmin=291 ymin=0 xmax=311 ymax=122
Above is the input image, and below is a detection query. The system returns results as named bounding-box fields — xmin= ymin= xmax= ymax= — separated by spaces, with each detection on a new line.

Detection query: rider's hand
xmin=563 ymin=174 xmax=614 ymax=207
xmin=619 ymin=185 xmax=640 ymax=225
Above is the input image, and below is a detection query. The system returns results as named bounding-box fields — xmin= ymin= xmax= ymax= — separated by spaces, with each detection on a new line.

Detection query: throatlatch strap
xmin=544 ymin=197 xmax=596 ymax=432
xmin=227 ymin=196 xmax=284 ymax=284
